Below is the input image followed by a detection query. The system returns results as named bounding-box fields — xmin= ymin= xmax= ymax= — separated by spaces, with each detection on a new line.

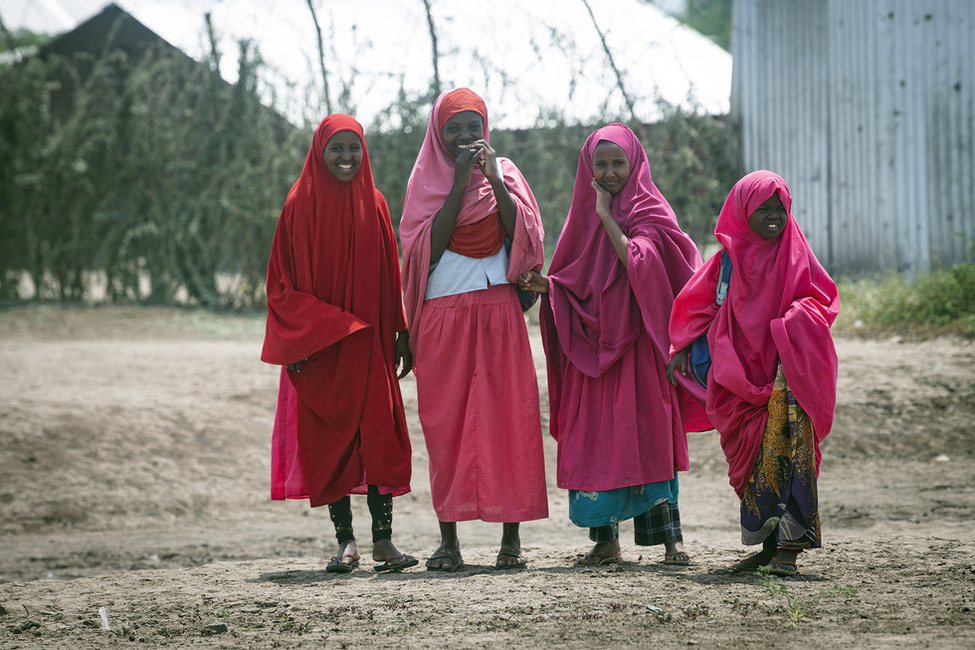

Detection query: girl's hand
xmin=394 ymin=331 xmax=413 ymax=379
xmin=452 ymin=144 xmax=480 ymax=189
xmin=518 ymin=270 xmax=549 ymax=294
xmin=592 ymin=179 xmax=612 ymax=220
xmin=286 ymin=358 xmax=308 ymax=374
xmin=472 ymin=139 xmax=501 ymax=182
xmin=665 ymin=348 xmax=690 ymax=386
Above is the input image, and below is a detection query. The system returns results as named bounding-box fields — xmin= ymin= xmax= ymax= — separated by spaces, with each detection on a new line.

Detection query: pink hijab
xmin=541 ymin=123 xmax=707 ymax=434
xmin=399 ymin=88 xmax=544 ymax=350
xmin=669 ymin=170 xmax=839 ymax=496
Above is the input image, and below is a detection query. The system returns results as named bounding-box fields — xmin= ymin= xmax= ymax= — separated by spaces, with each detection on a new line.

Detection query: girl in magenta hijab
xmin=400 ymin=88 xmax=548 ymax=571
xmin=667 ymin=171 xmax=839 ymax=576
xmin=520 ymin=123 xmax=707 ymax=566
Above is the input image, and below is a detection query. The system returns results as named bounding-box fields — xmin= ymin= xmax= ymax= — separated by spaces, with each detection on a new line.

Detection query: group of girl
xmin=261 ymin=88 xmax=839 ymax=578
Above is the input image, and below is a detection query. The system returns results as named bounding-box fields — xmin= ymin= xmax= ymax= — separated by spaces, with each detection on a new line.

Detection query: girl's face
xmin=747 ymin=191 xmax=787 ymax=239
xmin=592 ymin=141 xmax=631 ymax=195
xmin=441 ymin=110 xmax=484 ymax=158
xmin=323 ymin=131 xmax=363 ymax=182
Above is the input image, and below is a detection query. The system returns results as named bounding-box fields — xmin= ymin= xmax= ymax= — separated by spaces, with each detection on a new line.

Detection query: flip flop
xmin=425 ymin=544 xmax=464 ymax=572
xmin=730 ymin=553 xmax=771 ymax=573
xmin=575 ymin=551 xmax=620 ymax=566
xmin=374 ymin=553 xmax=419 ymax=573
xmin=325 ymin=555 xmax=359 ymax=574
xmin=768 ymin=556 xmax=799 ymax=577
xmin=495 ymin=544 xmax=527 ymax=569
xmin=663 ymin=551 xmax=691 ymax=566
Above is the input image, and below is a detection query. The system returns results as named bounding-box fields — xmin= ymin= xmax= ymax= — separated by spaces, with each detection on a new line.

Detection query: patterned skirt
xmin=740 ymin=365 xmax=822 ymax=550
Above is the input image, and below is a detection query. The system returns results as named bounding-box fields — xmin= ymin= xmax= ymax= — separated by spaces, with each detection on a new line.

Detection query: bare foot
xmin=325 ymin=539 xmax=360 ymax=573
xmin=575 ymin=539 xmax=621 ymax=566
xmin=371 ymin=539 xmax=418 ymax=572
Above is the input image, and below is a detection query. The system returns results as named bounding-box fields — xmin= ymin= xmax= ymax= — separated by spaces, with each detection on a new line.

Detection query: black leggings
xmin=327 ymin=485 xmax=393 ymax=544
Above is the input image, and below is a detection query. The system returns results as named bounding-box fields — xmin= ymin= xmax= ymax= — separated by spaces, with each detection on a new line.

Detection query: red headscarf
xmin=540 ymin=123 xmax=708 ymax=438
xmin=669 ymin=171 xmax=839 ymax=496
xmin=399 ymin=88 xmax=544 ymax=352
xmin=262 ymin=114 xmax=410 ymax=506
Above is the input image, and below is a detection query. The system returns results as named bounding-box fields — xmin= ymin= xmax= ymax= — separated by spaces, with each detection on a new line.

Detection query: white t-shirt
xmin=425 ymin=248 xmax=510 ymax=300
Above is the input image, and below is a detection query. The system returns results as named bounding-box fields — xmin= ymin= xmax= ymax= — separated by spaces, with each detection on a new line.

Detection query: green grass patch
xmin=835 ymin=263 xmax=975 ymax=339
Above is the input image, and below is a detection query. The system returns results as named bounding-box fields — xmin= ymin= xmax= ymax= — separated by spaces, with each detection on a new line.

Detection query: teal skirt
xmin=569 ymin=476 xmax=679 ymax=528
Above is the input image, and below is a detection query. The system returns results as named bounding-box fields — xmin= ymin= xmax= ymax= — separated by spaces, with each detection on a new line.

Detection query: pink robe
xmin=400 ymin=88 xmax=548 ymax=522
xmin=669 ymin=171 xmax=839 ymax=497
xmin=540 ymin=124 xmax=708 ymax=492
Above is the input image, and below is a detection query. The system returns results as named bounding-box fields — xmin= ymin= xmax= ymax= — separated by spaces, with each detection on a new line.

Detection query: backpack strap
xmin=716 ymin=250 xmax=732 ymax=306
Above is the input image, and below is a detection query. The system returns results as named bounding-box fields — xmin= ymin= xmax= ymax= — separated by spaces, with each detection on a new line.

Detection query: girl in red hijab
xmin=667 ymin=171 xmax=839 ymax=576
xmin=262 ymin=114 xmax=418 ymax=574
xmin=400 ymin=88 xmax=548 ymax=571
xmin=520 ymin=124 xmax=706 ymax=567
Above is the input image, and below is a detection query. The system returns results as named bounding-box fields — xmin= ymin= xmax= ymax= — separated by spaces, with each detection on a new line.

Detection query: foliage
xmin=0 ymin=33 xmax=737 ymax=306
xmin=0 ymin=41 xmax=305 ymax=306
xmin=675 ymin=0 xmax=733 ymax=51
xmin=834 ymin=264 xmax=975 ymax=339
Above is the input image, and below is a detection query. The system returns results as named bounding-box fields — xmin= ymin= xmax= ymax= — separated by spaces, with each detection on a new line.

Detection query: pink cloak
xmin=399 ymin=88 xmax=548 ymax=523
xmin=540 ymin=123 xmax=708 ymax=492
xmin=669 ymin=171 xmax=839 ymax=497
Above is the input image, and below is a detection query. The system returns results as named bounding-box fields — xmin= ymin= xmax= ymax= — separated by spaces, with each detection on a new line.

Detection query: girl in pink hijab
xmin=400 ymin=88 xmax=548 ymax=571
xmin=667 ymin=171 xmax=839 ymax=576
xmin=520 ymin=124 xmax=707 ymax=566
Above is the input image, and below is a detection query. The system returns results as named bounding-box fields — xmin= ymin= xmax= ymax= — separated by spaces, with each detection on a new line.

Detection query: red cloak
xmin=261 ymin=114 xmax=411 ymax=507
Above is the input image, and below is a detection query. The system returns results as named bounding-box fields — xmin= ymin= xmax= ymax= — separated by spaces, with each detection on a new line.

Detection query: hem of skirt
xmin=434 ymin=509 xmax=549 ymax=523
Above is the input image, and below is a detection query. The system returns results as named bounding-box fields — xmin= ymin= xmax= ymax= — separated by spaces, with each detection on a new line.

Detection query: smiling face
xmin=441 ymin=110 xmax=484 ymax=158
xmin=322 ymin=130 xmax=363 ymax=182
xmin=747 ymin=191 xmax=787 ymax=239
xmin=591 ymin=140 xmax=631 ymax=195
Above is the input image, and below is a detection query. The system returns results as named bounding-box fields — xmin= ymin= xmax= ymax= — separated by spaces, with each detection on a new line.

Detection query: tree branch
xmin=305 ymin=0 xmax=333 ymax=114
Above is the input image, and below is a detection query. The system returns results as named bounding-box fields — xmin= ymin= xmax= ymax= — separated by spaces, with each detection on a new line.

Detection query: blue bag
xmin=688 ymin=251 xmax=732 ymax=388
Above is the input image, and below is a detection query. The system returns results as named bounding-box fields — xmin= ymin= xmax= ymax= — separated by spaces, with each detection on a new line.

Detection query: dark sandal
xmin=425 ymin=544 xmax=464 ymax=572
xmin=374 ymin=553 xmax=419 ymax=573
xmin=326 ymin=555 xmax=359 ymax=574
xmin=663 ymin=551 xmax=690 ymax=566
xmin=730 ymin=551 xmax=773 ymax=573
xmin=575 ymin=551 xmax=620 ymax=566
xmin=495 ymin=544 xmax=527 ymax=569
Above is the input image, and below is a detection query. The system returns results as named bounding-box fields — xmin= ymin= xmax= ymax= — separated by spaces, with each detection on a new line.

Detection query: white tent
xmin=2 ymin=0 xmax=731 ymax=129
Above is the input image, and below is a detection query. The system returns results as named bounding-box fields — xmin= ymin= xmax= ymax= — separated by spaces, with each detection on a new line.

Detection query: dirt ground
xmin=0 ymin=305 xmax=973 ymax=649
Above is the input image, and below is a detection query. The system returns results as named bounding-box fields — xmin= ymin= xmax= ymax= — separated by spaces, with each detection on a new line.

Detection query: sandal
xmin=730 ymin=551 xmax=773 ymax=573
xmin=425 ymin=544 xmax=464 ymax=572
xmin=495 ymin=544 xmax=527 ymax=569
xmin=575 ymin=551 xmax=620 ymax=566
xmin=663 ymin=551 xmax=690 ymax=566
xmin=325 ymin=555 xmax=359 ymax=574
xmin=768 ymin=549 xmax=801 ymax=576
xmin=374 ymin=553 xmax=419 ymax=573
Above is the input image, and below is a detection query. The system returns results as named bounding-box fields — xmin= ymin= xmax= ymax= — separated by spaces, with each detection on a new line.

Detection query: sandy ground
xmin=0 ymin=305 xmax=973 ymax=649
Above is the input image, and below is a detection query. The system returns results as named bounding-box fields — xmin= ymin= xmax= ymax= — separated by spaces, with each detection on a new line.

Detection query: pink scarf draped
xmin=669 ymin=171 xmax=839 ymax=496
xmin=541 ymin=123 xmax=708 ymax=437
xmin=399 ymin=88 xmax=544 ymax=350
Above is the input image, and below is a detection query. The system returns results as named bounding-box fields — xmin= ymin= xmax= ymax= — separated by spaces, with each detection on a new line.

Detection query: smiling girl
xmin=262 ymin=115 xmax=418 ymax=575
xmin=667 ymin=171 xmax=839 ymax=576
xmin=400 ymin=88 xmax=548 ymax=572
xmin=519 ymin=124 xmax=707 ymax=567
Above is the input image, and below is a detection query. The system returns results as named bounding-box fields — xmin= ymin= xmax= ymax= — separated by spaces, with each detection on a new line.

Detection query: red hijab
xmin=262 ymin=114 xmax=410 ymax=506
xmin=669 ymin=171 xmax=839 ymax=495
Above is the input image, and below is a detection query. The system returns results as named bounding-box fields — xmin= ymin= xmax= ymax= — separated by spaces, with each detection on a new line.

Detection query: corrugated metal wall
xmin=732 ymin=0 xmax=975 ymax=276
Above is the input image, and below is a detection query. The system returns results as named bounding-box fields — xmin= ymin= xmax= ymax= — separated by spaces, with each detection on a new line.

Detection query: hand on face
xmin=591 ymin=179 xmax=613 ymax=218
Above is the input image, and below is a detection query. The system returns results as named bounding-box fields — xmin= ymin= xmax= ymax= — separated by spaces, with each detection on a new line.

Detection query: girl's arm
xmin=477 ymin=140 xmax=516 ymax=238
xmin=429 ymin=146 xmax=480 ymax=264
xmin=593 ymin=180 xmax=628 ymax=264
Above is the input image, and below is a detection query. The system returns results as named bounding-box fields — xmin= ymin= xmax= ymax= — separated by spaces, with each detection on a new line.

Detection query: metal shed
xmin=731 ymin=0 xmax=974 ymax=276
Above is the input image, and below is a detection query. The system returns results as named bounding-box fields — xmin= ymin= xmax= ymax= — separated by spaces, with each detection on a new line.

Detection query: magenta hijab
xmin=544 ymin=123 xmax=703 ymax=377
xmin=399 ymin=88 xmax=545 ymax=351
xmin=669 ymin=170 xmax=839 ymax=495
